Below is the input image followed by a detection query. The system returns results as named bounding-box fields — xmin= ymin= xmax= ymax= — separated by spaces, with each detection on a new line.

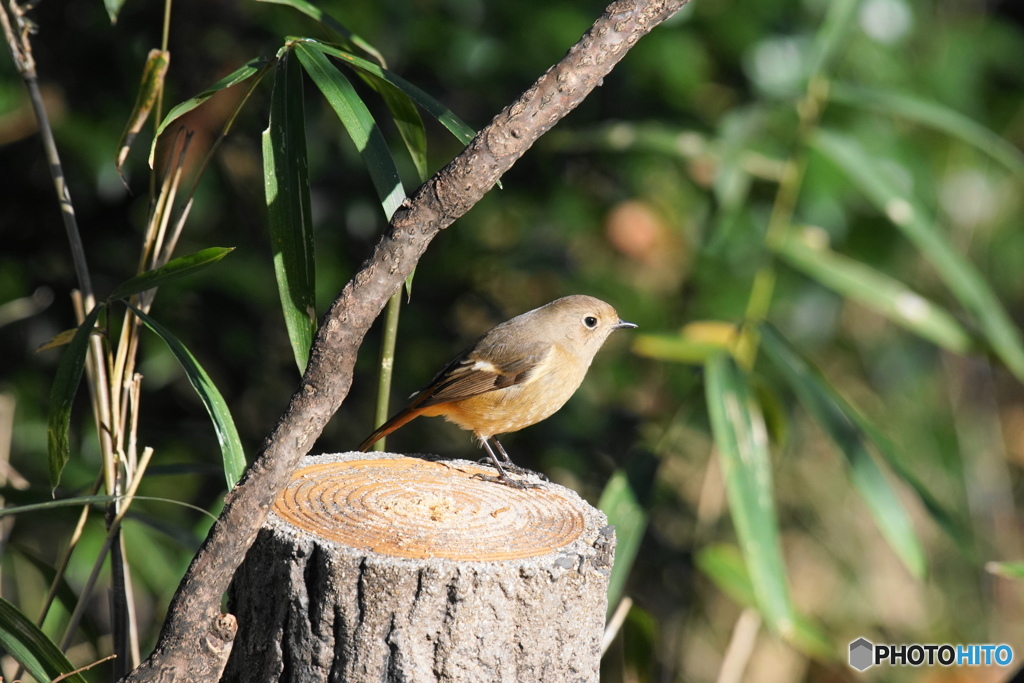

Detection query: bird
xmin=358 ymin=295 xmax=636 ymax=486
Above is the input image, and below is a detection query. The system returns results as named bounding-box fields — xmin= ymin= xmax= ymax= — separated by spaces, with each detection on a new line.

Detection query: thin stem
xmin=715 ymin=608 xmax=761 ymax=683
xmin=127 ymin=373 xmax=142 ymax=479
xmin=52 ymin=653 xmax=117 ymax=682
xmin=34 ymin=470 xmax=104 ymax=627
xmin=738 ymin=76 xmax=830 ymax=368
xmin=60 ymin=447 xmax=155 ymax=652
xmin=141 ymin=130 xmax=185 ymax=271
xmin=155 ymin=137 xmax=191 ymax=267
xmin=601 ymin=596 xmax=633 ymax=654
xmin=372 ymin=290 xmax=403 ymax=450
xmin=148 ymin=0 xmax=173 ymax=200
xmin=72 ymin=293 xmax=117 ymax=497
xmin=1 ymin=0 xmax=92 ymax=300
xmin=155 ymin=0 xmax=172 ymax=123
xmin=110 ymin=529 xmax=142 ymax=675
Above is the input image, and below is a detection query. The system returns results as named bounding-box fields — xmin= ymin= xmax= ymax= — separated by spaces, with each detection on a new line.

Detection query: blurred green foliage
xmin=1 ymin=0 xmax=1023 ymax=680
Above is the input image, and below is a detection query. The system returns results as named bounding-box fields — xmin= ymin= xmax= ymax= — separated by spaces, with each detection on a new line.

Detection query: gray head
xmin=522 ymin=295 xmax=636 ymax=359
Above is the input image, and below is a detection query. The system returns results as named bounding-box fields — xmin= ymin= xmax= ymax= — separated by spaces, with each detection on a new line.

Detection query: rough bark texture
xmin=123 ymin=0 xmax=689 ymax=680
xmin=223 ymin=453 xmax=616 ymax=682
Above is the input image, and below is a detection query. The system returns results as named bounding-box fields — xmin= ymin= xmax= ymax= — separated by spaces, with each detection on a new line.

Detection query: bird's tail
xmin=357 ymin=406 xmax=426 ymax=452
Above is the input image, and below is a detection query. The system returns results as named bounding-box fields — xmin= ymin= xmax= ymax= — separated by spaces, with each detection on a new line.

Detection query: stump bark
xmin=223 ymin=452 xmax=616 ymax=682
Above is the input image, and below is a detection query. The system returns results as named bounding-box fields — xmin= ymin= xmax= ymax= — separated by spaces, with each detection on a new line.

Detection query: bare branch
xmin=123 ymin=0 xmax=690 ymax=679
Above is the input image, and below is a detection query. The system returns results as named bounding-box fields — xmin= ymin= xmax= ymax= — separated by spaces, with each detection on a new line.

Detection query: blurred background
xmin=1 ymin=0 xmax=1023 ymax=680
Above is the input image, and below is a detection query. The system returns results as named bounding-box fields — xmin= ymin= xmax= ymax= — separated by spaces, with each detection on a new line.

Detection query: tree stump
xmin=223 ymin=452 xmax=616 ymax=682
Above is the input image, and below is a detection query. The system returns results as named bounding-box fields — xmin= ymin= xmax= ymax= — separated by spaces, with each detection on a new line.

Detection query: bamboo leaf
xmin=771 ymin=228 xmax=974 ymax=353
xmin=46 ymin=304 xmax=104 ymax=492
xmin=758 ymin=323 xmax=929 ymax=578
xmin=0 ymin=595 xmax=87 ymax=683
xmin=0 ymin=492 xmax=218 ymax=525
xmin=705 ymin=352 xmax=795 ymax=636
xmin=695 ymin=544 xmax=833 ymax=658
xmin=116 ymin=49 xmax=170 ymax=178
xmin=805 ymin=0 xmax=859 ymax=78
xmin=107 ymin=247 xmax=235 ymax=301
xmin=633 ymin=321 xmax=738 ymax=365
xmin=259 ymin=0 xmax=386 ymax=66
xmin=598 ymin=454 xmax=657 ymax=613
xmin=814 ymin=129 xmax=1024 ymax=382
xmin=363 ymin=73 xmax=428 ymax=181
xmin=300 ymin=39 xmax=476 ymax=147
xmin=149 ymin=56 xmax=273 ymax=167
xmin=103 ymin=0 xmax=127 ymax=24
xmin=36 ymin=327 xmax=94 ymax=353
xmin=8 ymin=544 xmax=103 ymax=643
xmin=696 ymin=543 xmax=754 ymax=605
xmin=0 ymin=494 xmax=117 ymax=518
xmin=986 ymin=562 xmax=1024 ymax=580
xmin=295 ymin=43 xmax=406 ymax=219
xmin=264 ymin=51 xmax=317 ymax=375
xmin=129 ymin=306 xmax=246 ymax=489
xmin=632 ymin=334 xmax=721 ymax=364
xmin=829 ymin=84 xmax=1024 ymax=177
xmin=849 ymin=397 xmax=975 ymax=560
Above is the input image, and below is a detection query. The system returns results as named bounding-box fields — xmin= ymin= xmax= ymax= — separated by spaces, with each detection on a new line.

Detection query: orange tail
xmin=358 ymin=406 xmax=427 ymax=451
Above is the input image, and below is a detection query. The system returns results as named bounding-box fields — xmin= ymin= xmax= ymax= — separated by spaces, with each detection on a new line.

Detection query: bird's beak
xmin=614 ymin=319 xmax=638 ymax=330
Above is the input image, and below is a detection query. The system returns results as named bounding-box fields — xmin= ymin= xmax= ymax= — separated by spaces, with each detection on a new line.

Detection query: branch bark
xmin=123 ymin=0 xmax=690 ymax=679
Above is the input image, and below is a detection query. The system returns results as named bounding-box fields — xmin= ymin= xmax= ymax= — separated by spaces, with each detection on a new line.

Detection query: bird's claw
xmin=471 ymin=472 xmax=544 ymax=489
xmin=475 ymin=456 xmax=547 ymax=481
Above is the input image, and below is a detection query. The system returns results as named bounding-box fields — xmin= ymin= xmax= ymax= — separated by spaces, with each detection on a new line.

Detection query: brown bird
xmin=358 ymin=295 xmax=636 ymax=486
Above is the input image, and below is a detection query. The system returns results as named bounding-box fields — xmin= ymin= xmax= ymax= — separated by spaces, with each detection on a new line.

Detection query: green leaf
xmin=704 ymin=352 xmax=795 ymax=636
xmin=265 ymin=51 xmax=317 ymax=375
xmin=849 ymin=399 xmax=976 ymax=561
xmin=129 ymin=306 xmax=246 ymax=489
xmin=632 ymin=333 xmax=726 ymax=365
xmin=0 ymin=494 xmax=117 ymax=518
xmin=598 ymin=454 xmax=657 ymax=613
xmin=108 ymin=247 xmax=235 ymax=301
xmin=9 ymin=544 xmax=102 ymax=643
xmin=363 ymin=72 xmax=428 ymax=182
xmin=47 ymin=304 xmax=104 ymax=492
xmin=814 ymin=129 xmax=1024 ymax=382
xmin=116 ymin=49 xmax=170 ymax=178
xmin=829 ymin=84 xmax=1024 ymax=178
xmin=986 ymin=561 xmax=1024 ymax=580
xmin=696 ymin=543 xmax=755 ymax=606
xmin=259 ymin=0 xmax=386 ymax=66
xmin=771 ymin=229 xmax=974 ymax=354
xmin=805 ymin=0 xmax=859 ymax=78
xmin=150 ymin=56 xmax=273 ymax=167
xmin=103 ymin=0 xmax=127 ymax=24
xmin=295 ymin=42 xmax=406 ymax=220
xmin=695 ymin=544 xmax=834 ymax=659
xmin=758 ymin=323 xmax=928 ymax=578
xmin=0 ymin=595 xmax=88 ymax=683
xmin=300 ymin=39 xmax=476 ymax=148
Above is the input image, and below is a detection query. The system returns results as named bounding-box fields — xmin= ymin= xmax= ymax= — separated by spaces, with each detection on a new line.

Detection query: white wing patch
xmin=470 ymin=360 xmax=500 ymax=374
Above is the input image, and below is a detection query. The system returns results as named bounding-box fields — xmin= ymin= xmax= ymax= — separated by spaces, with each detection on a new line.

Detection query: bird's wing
xmin=411 ymin=342 xmax=551 ymax=408
xmin=358 ymin=340 xmax=550 ymax=451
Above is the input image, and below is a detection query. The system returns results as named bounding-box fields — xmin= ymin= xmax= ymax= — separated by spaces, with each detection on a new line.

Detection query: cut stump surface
xmin=224 ymin=452 xmax=615 ymax=683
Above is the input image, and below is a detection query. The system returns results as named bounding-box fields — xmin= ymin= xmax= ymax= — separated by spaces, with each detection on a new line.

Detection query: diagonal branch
xmin=123 ymin=0 xmax=690 ymax=679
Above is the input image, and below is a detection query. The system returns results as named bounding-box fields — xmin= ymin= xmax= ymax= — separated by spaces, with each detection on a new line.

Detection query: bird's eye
xmin=583 ymin=316 xmax=598 ymax=329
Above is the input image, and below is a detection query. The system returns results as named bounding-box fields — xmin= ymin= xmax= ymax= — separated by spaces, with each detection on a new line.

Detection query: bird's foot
xmin=475 ymin=457 xmax=549 ymax=482
xmin=471 ymin=471 xmax=545 ymax=489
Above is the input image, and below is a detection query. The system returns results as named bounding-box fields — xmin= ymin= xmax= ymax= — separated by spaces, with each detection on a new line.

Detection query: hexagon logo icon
xmin=849 ymin=638 xmax=874 ymax=671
